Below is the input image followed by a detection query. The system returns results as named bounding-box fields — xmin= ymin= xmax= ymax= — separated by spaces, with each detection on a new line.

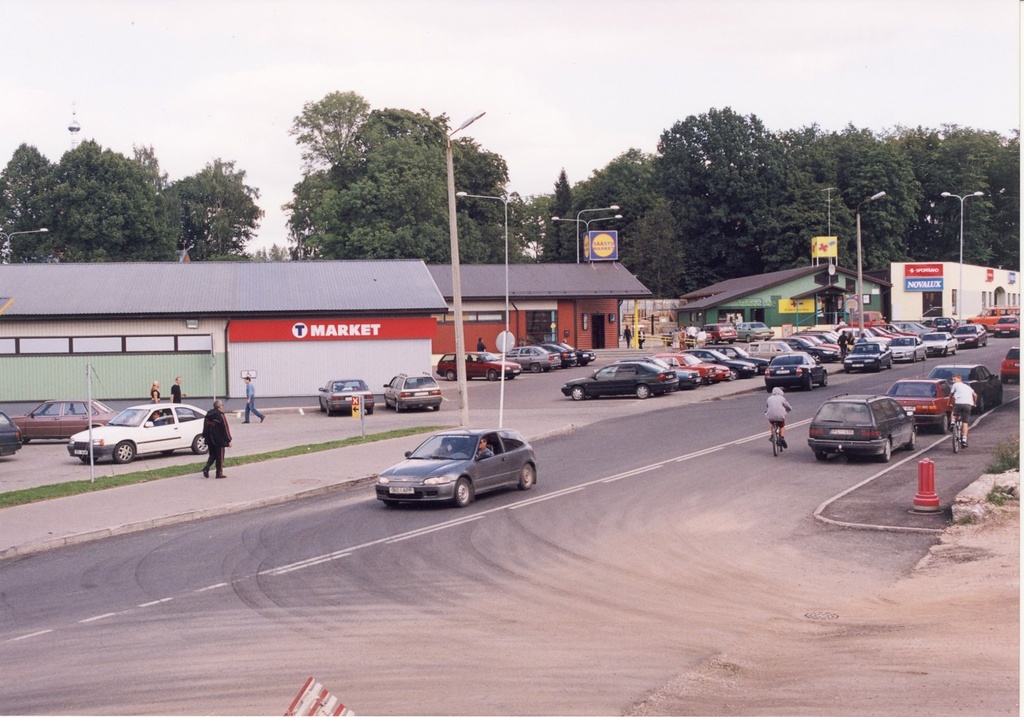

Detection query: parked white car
xmin=889 ymin=335 xmax=928 ymax=362
xmin=921 ymin=331 xmax=958 ymax=358
xmin=744 ymin=340 xmax=796 ymax=360
xmin=67 ymin=403 xmax=209 ymax=464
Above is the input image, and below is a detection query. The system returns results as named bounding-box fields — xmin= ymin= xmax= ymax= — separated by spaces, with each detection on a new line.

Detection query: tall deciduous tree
xmin=290 ymin=91 xmax=371 ymax=174
xmin=0 ymin=144 xmax=53 ymax=261
xmin=47 ymin=140 xmax=177 ymax=262
xmin=172 ymin=159 xmax=263 ymax=260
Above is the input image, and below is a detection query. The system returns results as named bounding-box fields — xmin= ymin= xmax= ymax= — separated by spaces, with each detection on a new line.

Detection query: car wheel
xmin=395 ymin=401 xmax=403 ymax=413
xmin=877 ymin=438 xmax=892 ymax=463
xmin=728 ymin=369 xmax=739 ymax=381
xmin=937 ymin=413 xmax=949 ymax=434
xmin=635 ymin=383 xmax=652 ymax=399
xmin=191 ymin=434 xmax=208 ymax=455
xmin=820 ymin=371 xmax=828 ymax=387
xmin=453 ymin=477 xmax=473 ymax=508
xmin=78 ymin=455 xmax=90 ymax=464
xmin=517 ymin=463 xmax=536 ymax=491
xmin=431 ymin=404 xmax=440 ymax=411
xmin=803 ymin=374 xmax=813 ymax=391
xmin=366 ymin=406 xmax=374 ymax=416
xmin=20 ymin=437 xmax=31 ymax=444
xmin=905 ymin=429 xmax=917 ymax=451
xmin=381 ymin=499 xmax=398 ymax=508
xmin=570 ymin=386 xmax=587 ymax=401
xmin=445 ymin=369 xmax=457 ymax=381
xmin=530 ymin=362 xmax=543 ymax=373
xmin=976 ymin=395 xmax=985 ymax=414
xmin=112 ymin=440 xmax=136 ymax=464
xmin=815 ymin=451 xmax=829 ymax=462
xmin=319 ymin=400 xmax=326 ymax=414
xmin=486 ymin=369 xmax=499 ymax=381
xmin=765 ymin=385 xmax=773 ymax=393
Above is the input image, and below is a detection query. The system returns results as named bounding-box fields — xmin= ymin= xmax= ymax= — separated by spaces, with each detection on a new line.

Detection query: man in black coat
xmin=201 ymin=400 xmax=232 ymax=479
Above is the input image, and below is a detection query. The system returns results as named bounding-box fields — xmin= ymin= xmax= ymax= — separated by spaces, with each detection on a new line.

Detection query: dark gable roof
xmin=678 ymin=265 xmax=890 ymax=311
xmin=0 ymin=260 xmax=448 ymax=318
xmin=428 ymin=262 xmax=652 ymax=300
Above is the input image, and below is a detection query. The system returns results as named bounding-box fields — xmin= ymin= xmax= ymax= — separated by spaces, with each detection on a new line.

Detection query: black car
xmin=555 ymin=341 xmax=596 ymax=366
xmin=926 ymin=364 xmax=1004 ymax=413
xmin=781 ymin=336 xmax=841 ymax=363
xmin=539 ymin=343 xmax=576 ymax=368
xmin=931 ymin=317 xmax=958 ymax=331
xmin=561 ymin=361 xmax=679 ymax=400
xmin=0 ymin=410 xmax=23 ymax=457
xmin=807 ymin=394 xmax=917 ymax=463
xmin=763 ymin=352 xmax=828 ymax=391
xmin=842 ymin=342 xmax=893 ymax=372
xmin=952 ymin=324 xmax=988 ymax=349
xmin=682 ymin=348 xmax=758 ymax=379
xmin=705 ymin=344 xmax=770 ymax=374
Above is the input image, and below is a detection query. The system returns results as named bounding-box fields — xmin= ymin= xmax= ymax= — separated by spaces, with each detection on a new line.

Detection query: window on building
xmin=525 ymin=310 xmax=556 ymax=343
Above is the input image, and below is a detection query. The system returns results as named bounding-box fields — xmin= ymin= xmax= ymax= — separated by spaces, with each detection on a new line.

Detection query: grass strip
xmin=0 ymin=425 xmax=445 ymax=510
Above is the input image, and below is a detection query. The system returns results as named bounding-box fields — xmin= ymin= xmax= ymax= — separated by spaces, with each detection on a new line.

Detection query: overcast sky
xmin=1 ymin=0 xmax=1019 ymax=253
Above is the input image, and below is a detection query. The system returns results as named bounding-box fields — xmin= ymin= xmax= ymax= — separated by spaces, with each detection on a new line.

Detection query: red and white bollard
xmin=913 ymin=458 xmax=941 ymax=513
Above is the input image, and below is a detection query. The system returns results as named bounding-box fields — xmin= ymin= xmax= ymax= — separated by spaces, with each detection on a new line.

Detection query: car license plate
xmin=776 ymin=369 xmax=791 ymax=375
xmin=389 ymin=486 xmax=415 ymax=495
xmin=831 ymin=428 xmax=855 ymax=436
xmin=73 ymin=449 xmax=88 ymax=456
xmin=852 ymin=362 xmax=864 ymax=367
xmin=413 ymin=391 xmax=427 ymax=396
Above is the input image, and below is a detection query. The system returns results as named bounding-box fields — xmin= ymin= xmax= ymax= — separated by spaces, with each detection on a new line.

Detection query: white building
xmin=890 ymin=261 xmax=1020 ymax=322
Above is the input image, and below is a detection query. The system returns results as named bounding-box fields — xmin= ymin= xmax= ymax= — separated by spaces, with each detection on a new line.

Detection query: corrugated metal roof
xmin=428 ymin=262 xmax=652 ymax=299
xmin=0 ymin=260 xmax=448 ymax=318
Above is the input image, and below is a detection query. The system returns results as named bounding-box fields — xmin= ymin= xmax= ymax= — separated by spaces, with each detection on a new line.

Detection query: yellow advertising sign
xmin=779 ymin=298 xmax=815 ymax=314
xmin=811 ymin=236 xmax=838 ymax=258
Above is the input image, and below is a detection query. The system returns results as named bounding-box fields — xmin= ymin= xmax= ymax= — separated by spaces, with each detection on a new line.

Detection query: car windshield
xmin=815 ymin=402 xmax=872 ymax=423
xmin=1008 ymin=348 xmax=1020 ymax=359
xmin=890 ymin=337 xmax=914 ymax=346
xmin=922 ymin=333 xmax=949 ymax=342
xmin=411 ymin=434 xmax=476 ymax=460
xmin=729 ymin=347 xmax=751 ymax=357
xmin=333 ymin=380 xmax=368 ymax=391
xmin=479 ymin=352 xmax=502 ymax=361
xmin=108 ymin=408 xmax=150 ymax=427
xmin=850 ymin=344 xmax=880 ymax=355
xmin=888 ymin=382 xmax=936 ymax=398
xmin=953 ymin=327 xmax=974 ymax=334
xmin=771 ymin=356 xmax=804 ymax=366
xmin=404 ymin=376 xmax=436 ymax=389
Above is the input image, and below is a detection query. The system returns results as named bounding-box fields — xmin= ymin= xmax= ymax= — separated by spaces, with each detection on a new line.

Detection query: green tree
xmin=290 ymin=91 xmax=371 ymax=174
xmin=627 ymin=198 xmax=685 ymax=296
xmin=47 ymin=140 xmax=177 ymax=262
xmin=0 ymin=144 xmax=53 ymax=261
xmin=542 ymin=169 xmax=574 ymax=262
xmin=171 ymin=159 xmax=263 ymax=260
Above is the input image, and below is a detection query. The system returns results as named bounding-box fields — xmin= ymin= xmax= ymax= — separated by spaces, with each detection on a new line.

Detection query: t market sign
xmin=229 ymin=317 xmax=436 ymax=342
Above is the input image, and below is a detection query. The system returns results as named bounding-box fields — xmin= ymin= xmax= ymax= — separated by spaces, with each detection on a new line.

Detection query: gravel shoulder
xmin=626 ymin=494 xmax=1020 ymax=716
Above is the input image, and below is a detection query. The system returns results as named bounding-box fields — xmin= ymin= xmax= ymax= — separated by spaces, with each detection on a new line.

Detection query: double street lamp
xmin=940 ymin=191 xmax=984 ymax=320
xmin=855 ymin=191 xmax=886 ymax=337
xmin=1 ymin=228 xmax=49 ymax=264
xmin=446 ymin=111 xmax=486 ymax=427
xmin=456 ymin=190 xmax=510 ymax=428
xmin=550 ymin=206 xmax=621 ymax=263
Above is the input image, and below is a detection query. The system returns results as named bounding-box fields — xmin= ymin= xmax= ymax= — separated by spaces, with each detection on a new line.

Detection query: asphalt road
xmin=0 ymin=342 xmax=1018 ymax=714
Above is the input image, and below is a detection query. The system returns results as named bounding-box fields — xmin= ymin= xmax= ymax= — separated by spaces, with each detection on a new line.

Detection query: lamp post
xmin=855 ymin=191 xmax=886 ymax=337
xmin=446 ymin=111 xmax=486 ymax=428
xmin=1 ymin=228 xmax=49 ymax=264
xmin=551 ymin=210 xmax=621 ymax=263
xmin=940 ymin=191 xmax=984 ymax=321
xmin=456 ymin=190 xmax=510 ymax=428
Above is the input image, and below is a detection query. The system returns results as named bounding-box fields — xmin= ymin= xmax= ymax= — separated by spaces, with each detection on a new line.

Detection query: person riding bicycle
xmin=765 ymin=386 xmax=793 ymax=449
xmin=949 ymin=373 xmax=977 ymax=448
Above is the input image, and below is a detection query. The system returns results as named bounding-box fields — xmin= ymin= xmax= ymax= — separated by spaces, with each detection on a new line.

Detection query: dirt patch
xmin=626 ymin=505 xmax=1020 ymax=716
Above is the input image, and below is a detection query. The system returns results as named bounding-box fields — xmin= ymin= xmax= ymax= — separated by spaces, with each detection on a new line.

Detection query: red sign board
xmin=229 ymin=317 xmax=436 ymax=343
xmin=986 ymin=268 xmax=995 ymax=282
xmin=905 ymin=263 xmax=943 ymax=277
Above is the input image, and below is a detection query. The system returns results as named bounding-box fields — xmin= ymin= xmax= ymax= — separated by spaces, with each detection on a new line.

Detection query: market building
xmin=889 ymin=261 xmax=1019 ymax=321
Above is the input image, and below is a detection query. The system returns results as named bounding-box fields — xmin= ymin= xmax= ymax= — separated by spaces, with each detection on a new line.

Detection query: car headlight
xmin=378 ymin=476 xmax=390 ymax=484
xmin=423 ymin=475 xmax=454 ymax=486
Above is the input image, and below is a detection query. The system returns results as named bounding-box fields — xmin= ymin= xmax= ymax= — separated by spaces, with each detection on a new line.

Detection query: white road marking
xmin=8 ymin=629 xmax=53 ymax=642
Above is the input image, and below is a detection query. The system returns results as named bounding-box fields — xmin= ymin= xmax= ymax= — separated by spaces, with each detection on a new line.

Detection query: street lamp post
xmin=855 ymin=191 xmax=886 ymax=337
xmin=1 ymin=228 xmax=49 ymax=264
xmin=940 ymin=191 xmax=984 ymax=320
xmin=456 ymin=190 xmax=510 ymax=428
xmin=446 ymin=111 xmax=486 ymax=428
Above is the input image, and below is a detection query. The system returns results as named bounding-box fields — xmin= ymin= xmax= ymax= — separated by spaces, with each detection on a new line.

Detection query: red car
xmin=654 ymin=353 xmax=731 ymax=383
xmin=12 ymin=399 xmax=118 ymax=442
xmin=436 ymin=352 xmax=522 ymax=381
xmin=703 ymin=323 xmax=738 ymax=343
xmin=1001 ymin=347 xmax=1019 ymax=384
xmin=885 ymin=379 xmax=955 ymax=433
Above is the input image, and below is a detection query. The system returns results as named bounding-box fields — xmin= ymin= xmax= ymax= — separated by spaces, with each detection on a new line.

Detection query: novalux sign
xmin=904 ymin=263 xmax=944 ymax=291
xmin=229 ymin=317 xmax=436 ymax=342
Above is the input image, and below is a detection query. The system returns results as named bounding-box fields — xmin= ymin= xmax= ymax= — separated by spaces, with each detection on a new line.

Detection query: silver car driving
xmin=376 ymin=428 xmax=538 ymax=508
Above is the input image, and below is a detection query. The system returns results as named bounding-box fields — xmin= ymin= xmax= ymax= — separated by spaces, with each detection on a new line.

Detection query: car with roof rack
xmin=807 ymin=394 xmax=916 ymax=463
xmin=383 ymin=373 xmax=443 ymax=412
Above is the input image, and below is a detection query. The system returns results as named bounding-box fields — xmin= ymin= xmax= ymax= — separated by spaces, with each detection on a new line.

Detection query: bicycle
xmin=951 ymin=410 xmax=965 ymax=453
xmin=770 ymin=421 xmax=785 ymax=456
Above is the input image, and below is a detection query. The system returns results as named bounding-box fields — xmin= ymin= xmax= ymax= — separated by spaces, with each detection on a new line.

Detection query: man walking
xmin=170 ymin=376 xmax=186 ymax=403
xmin=201 ymin=399 xmax=232 ymax=479
xmin=243 ymin=376 xmax=265 ymax=424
